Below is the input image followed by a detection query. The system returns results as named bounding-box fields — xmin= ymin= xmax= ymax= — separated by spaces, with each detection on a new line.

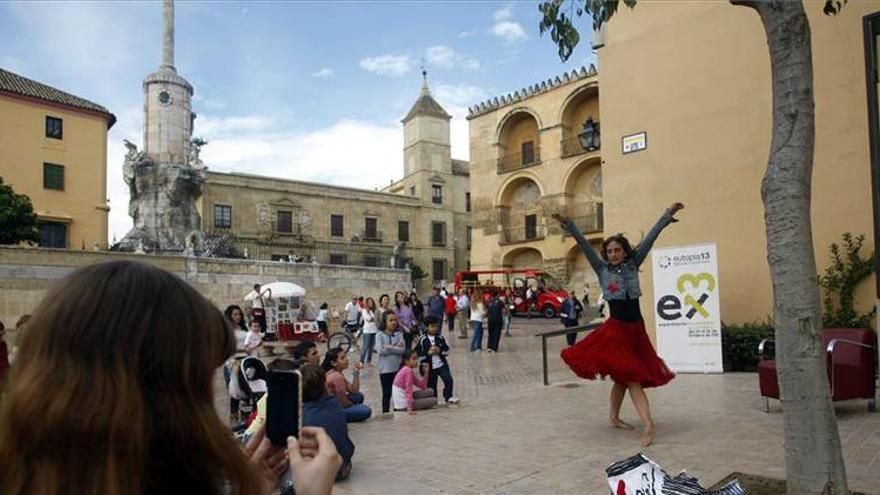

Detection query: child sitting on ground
xmin=416 ymin=315 xmax=459 ymax=404
xmin=243 ymin=319 xmax=263 ymax=356
xmin=392 ymin=350 xmax=437 ymax=414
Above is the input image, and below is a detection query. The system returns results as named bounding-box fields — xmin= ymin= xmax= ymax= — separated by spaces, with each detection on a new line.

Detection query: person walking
xmin=393 ymin=291 xmax=416 ymax=350
xmin=455 ymin=290 xmax=470 ymax=339
xmin=444 ymin=291 xmax=457 ymax=335
xmin=359 ymin=298 xmax=379 ymax=365
xmin=426 ymin=288 xmax=445 ymax=334
xmin=501 ymin=293 xmax=513 ymax=337
xmin=560 ymin=292 xmax=580 ymax=346
xmin=552 ymin=203 xmax=683 ymax=447
xmin=409 ymin=292 xmax=425 ymax=325
xmin=486 ymin=291 xmax=505 ymax=353
xmin=469 ymin=292 xmax=486 ymax=352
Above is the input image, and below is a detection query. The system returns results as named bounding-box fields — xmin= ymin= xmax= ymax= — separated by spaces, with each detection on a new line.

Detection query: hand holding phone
xmin=266 ymin=369 xmax=302 ymax=447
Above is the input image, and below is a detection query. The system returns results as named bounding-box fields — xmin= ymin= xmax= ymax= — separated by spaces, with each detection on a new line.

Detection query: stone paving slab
xmin=217 ymin=318 xmax=880 ymax=494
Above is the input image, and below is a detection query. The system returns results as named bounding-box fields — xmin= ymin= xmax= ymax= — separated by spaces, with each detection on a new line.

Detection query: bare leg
xmin=627 ymin=382 xmax=656 ymax=446
xmin=609 ymin=382 xmax=634 ymax=429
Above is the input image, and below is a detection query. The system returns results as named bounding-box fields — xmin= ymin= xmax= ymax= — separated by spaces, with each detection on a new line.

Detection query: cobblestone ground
xmin=217 ymin=318 xmax=880 ymax=494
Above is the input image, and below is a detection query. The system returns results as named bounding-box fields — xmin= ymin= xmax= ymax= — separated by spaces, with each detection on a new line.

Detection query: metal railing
xmin=497 ymin=149 xmax=541 ymax=174
xmin=500 ymin=225 xmax=546 ymax=244
xmin=535 ymin=323 xmax=601 ymax=385
xmin=202 ymin=230 xmax=396 ymax=268
xmin=560 ymin=135 xmax=601 ymax=157
xmin=566 ymin=202 xmax=604 ymax=234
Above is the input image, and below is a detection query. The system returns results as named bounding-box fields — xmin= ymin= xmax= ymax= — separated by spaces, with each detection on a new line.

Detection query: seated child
xmin=392 ymin=349 xmax=437 ymax=414
xmin=321 ymin=347 xmax=372 ymax=423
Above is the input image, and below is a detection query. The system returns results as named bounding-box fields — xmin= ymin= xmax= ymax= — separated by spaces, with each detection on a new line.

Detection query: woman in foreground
xmin=0 ymin=260 xmax=340 ymax=494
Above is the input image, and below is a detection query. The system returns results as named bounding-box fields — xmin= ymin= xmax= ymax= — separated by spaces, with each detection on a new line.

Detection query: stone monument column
xmin=118 ymin=0 xmax=205 ymax=253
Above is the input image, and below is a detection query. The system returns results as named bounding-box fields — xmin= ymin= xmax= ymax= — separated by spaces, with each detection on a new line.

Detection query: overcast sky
xmin=0 ymin=1 xmax=596 ymax=241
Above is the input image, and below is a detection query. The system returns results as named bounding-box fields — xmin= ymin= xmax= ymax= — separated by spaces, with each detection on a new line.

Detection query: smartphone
xmin=265 ymin=369 xmax=302 ymax=447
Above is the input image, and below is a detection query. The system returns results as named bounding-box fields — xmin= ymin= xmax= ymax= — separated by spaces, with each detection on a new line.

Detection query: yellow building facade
xmin=468 ymin=66 xmax=605 ymax=304
xmin=469 ymin=2 xmax=879 ymax=331
xmin=0 ymin=68 xmax=115 ymax=250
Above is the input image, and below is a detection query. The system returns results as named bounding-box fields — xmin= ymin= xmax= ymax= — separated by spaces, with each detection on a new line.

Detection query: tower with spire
xmin=117 ymin=0 xmax=206 ymax=253
xmin=401 ymin=70 xmax=452 ymax=177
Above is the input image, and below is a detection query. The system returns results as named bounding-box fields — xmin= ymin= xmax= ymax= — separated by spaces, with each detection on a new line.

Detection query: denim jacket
xmin=564 ymin=210 xmax=676 ymax=301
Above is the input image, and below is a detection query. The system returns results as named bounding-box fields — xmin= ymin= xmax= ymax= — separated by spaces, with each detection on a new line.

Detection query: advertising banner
xmin=651 ymin=243 xmax=723 ymax=373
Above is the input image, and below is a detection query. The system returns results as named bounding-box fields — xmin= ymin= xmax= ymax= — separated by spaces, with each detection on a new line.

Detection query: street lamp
xmin=578 ymin=117 xmax=600 ymax=151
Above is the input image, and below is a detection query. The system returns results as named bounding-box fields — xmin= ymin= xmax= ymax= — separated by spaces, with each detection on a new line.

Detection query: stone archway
xmin=563 ymin=157 xmax=603 ymax=234
xmin=503 ymin=246 xmax=543 ymax=270
xmin=497 ymin=176 xmax=544 ymax=243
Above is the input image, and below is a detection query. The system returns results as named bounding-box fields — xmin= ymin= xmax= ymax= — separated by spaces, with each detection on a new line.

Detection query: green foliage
xmin=819 ymin=233 xmax=875 ymax=329
xmin=539 ymin=0 xmax=636 ymax=62
xmin=721 ymin=321 xmax=775 ymax=372
xmin=538 ymin=0 xmax=846 ymax=62
xmin=409 ymin=263 xmax=428 ymax=283
xmin=0 ymin=177 xmax=39 ymax=245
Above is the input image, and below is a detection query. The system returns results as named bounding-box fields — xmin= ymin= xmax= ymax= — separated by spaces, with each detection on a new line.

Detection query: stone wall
xmin=0 ymin=246 xmax=411 ymax=334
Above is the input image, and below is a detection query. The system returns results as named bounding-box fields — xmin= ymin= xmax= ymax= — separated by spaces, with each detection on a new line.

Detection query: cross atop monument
xmin=161 ymin=0 xmax=175 ymax=71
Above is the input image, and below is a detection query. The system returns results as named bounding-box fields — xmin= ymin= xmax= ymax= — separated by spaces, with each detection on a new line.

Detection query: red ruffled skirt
xmin=561 ymin=317 xmax=675 ymax=388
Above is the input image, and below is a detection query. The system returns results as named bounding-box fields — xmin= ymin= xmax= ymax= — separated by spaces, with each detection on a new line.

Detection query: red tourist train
xmin=453 ymin=269 xmax=569 ymax=318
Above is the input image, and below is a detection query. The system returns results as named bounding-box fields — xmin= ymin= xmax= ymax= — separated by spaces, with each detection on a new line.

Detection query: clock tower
xmin=143 ymin=0 xmax=194 ymax=164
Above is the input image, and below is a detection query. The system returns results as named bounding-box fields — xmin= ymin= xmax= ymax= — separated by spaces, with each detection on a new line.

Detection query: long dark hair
xmin=394 ymin=291 xmax=409 ymax=309
xmin=322 ymin=347 xmax=346 ymax=372
xmin=224 ymin=304 xmax=247 ymax=331
xmin=601 ymin=234 xmax=636 ymax=263
xmin=0 ymin=261 xmax=263 ymax=494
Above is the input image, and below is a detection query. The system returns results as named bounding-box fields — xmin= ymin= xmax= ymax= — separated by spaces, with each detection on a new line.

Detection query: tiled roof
xmin=0 ymin=68 xmax=116 ymax=127
xmin=401 ymin=93 xmax=451 ymax=123
xmin=467 ymin=64 xmax=597 ymax=119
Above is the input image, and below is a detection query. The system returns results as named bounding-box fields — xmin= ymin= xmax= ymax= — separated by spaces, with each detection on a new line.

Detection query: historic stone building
xmin=201 ymin=74 xmax=470 ymax=293
xmin=0 ymin=68 xmax=116 ymax=250
xmin=468 ymin=1 xmax=879 ymax=330
xmin=467 ymin=65 xmax=603 ymax=301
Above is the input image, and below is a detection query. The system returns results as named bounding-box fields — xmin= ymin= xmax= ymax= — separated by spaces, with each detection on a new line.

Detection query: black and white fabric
xmin=606 ymin=454 xmax=745 ymax=495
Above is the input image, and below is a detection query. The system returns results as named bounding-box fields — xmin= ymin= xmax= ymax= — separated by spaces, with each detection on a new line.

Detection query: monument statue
xmin=115 ymin=0 xmax=206 ymax=253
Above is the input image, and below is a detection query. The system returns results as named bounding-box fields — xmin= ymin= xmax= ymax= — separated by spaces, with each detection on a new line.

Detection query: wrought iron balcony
xmin=500 ymin=225 xmax=546 ymax=245
xmin=566 ymin=202 xmax=604 ymax=234
xmin=560 ymin=134 xmax=601 ymax=158
xmin=497 ymin=149 xmax=541 ymax=174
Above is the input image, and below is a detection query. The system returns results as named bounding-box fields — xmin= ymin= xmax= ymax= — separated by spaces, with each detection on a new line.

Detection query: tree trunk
xmin=731 ymin=1 xmax=849 ymax=493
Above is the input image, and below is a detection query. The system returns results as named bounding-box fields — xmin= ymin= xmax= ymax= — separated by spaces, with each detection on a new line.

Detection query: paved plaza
xmin=218 ymin=318 xmax=880 ymax=494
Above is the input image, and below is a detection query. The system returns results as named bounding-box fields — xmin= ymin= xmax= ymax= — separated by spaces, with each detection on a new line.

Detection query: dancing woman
xmin=551 ymin=202 xmax=683 ymax=447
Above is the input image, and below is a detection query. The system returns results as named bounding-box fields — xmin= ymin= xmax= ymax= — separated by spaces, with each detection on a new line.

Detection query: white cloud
xmin=492 ymin=21 xmax=527 ymax=42
xmin=359 ymin=54 xmax=412 ymax=77
xmin=494 ymin=6 xmax=513 ymax=21
xmin=197 ymin=115 xmax=275 ymax=137
xmin=434 ymin=84 xmax=490 ymax=108
xmin=201 ymin=119 xmax=403 ymax=187
xmin=425 ymin=46 xmax=480 ymax=71
xmin=311 ymin=67 xmax=334 ymax=78
xmin=431 ymin=84 xmax=489 ymax=162
xmin=458 ymin=30 xmax=476 ymax=38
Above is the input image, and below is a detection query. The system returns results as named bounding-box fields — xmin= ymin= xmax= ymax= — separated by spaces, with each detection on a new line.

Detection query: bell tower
xmin=401 ymin=71 xmax=452 ymax=176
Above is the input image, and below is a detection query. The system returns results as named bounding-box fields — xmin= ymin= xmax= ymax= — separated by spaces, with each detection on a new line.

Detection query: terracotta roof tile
xmin=0 ymin=68 xmax=115 ymax=127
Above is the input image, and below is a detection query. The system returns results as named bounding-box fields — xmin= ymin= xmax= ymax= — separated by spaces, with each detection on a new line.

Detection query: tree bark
xmin=731 ymin=1 xmax=849 ymax=493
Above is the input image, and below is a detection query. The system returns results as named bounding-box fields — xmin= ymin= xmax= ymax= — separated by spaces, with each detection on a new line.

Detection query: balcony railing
xmin=567 ymin=202 xmax=604 ymax=234
xmin=202 ymin=230 xmax=401 ymax=268
xmin=497 ymin=149 xmax=541 ymax=174
xmin=500 ymin=225 xmax=546 ymax=245
xmin=358 ymin=230 xmax=384 ymax=243
xmin=560 ymin=134 xmax=601 ymax=158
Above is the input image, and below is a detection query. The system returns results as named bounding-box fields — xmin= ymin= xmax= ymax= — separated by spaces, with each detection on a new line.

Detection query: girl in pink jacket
xmin=391 ymin=350 xmax=437 ymax=414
